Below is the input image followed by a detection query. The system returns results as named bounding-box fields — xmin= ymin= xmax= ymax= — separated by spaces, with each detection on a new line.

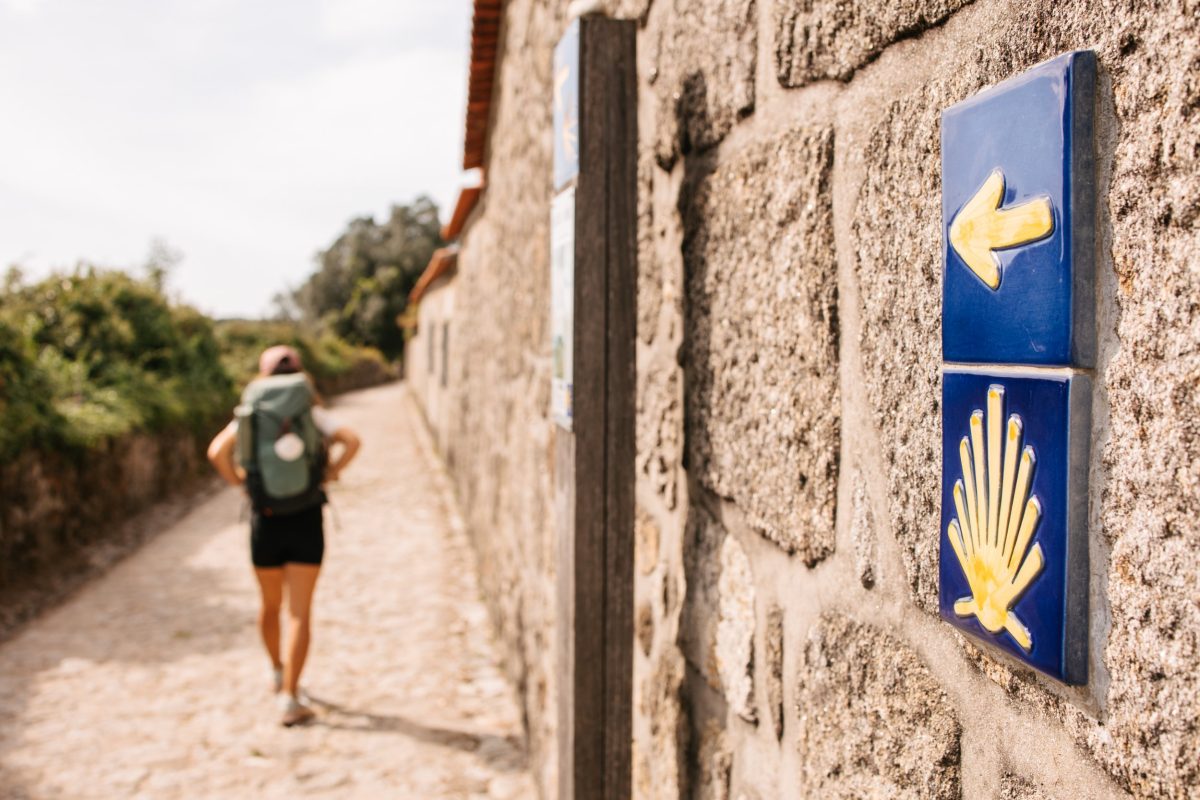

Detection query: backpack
xmin=234 ymin=373 xmax=327 ymax=516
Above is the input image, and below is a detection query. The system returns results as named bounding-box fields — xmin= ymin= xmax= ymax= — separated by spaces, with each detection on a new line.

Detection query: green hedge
xmin=0 ymin=268 xmax=391 ymax=461
xmin=0 ymin=313 xmax=60 ymax=457
xmin=0 ymin=269 xmax=235 ymax=457
xmin=214 ymin=319 xmax=390 ymax=395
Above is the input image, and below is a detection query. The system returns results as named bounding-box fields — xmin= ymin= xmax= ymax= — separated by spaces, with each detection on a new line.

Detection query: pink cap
xmin=259 ymin=345 xmax=302 ymax=376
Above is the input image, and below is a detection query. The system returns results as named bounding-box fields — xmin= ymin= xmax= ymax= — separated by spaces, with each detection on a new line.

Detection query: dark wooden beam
xmin=559 ymin=15 xmax=636 ymax=800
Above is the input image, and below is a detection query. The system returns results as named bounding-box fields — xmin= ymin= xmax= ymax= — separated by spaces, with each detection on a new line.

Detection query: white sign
xmin=551 ymin=187 xmax=575 ymax=430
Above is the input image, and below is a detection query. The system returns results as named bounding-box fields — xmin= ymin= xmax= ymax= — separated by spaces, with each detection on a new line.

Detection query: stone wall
xmin=310 ymin=358 xmax=396 ymax=399
xmin=445 ymin=1 xmax=569 ymax=793
xmin=633 ymin=0 xmax=1200 ymax=797
xmin=0 ymin=431 xmax=209 ymax=626
xmin=407 ymin=272 xmax=459 ymax=455
xmin=444 ymin=0 xmax=1200 ymax=797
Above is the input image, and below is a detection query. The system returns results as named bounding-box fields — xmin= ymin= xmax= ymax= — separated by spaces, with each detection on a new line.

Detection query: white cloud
xmin=0 ymin=0 xmax=46 ymax=16
xmin=318 ymin=0 xmax=453 ymax=44
xmin=0 ymin=0 xmax=473 ymax=317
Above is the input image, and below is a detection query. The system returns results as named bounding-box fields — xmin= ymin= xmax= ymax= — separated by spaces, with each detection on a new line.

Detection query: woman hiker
xmin=206 ymin=345 xmax=361 ymax=727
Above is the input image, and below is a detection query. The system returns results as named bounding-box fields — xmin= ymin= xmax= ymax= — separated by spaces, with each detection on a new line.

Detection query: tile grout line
xmin=941 ymin=363 xmax=1094 ymax=378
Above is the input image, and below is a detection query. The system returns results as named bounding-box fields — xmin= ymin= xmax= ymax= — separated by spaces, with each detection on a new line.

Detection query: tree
xmin=294 ymin=196 xmax=442 ymax=359
xmin=144 ymin=237 xmax=183 ymax=294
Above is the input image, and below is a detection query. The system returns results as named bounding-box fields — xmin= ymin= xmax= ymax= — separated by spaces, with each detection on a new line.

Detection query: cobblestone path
xmin=0 ymin=383 xmax=535 ymax=800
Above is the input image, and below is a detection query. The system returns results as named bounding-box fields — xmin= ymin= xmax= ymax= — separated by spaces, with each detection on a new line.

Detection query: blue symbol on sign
xmin=939 ymin=370 xmax=1090 ymax=685
xmin=941 ymin=51 xmax=1096 ymax=367
xmin=553 ymin=20 xmax=580 ymax=191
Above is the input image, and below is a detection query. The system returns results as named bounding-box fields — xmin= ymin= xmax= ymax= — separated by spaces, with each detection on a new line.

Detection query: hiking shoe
xmin=279 ymin=695 xmax=315 ymax=727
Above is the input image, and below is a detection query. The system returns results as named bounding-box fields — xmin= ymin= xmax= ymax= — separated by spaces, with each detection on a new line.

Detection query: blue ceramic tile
xmin=553 ymin=20 xmax=580 ymax=191
xmin=939 ymin=370 xmax=1090 ymax=684
xmin=942 ymin=51 xmax=1096 ymax=367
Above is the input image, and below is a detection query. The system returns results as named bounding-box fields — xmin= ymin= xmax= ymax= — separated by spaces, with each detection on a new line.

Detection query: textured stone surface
xmin=774 ymin=0 xmax=972 ymax=86
xmin=637 ymin=146 xmax=663 ymax=346
xmin=848 ymin=4 xmax=1200 ymax=794
xmin=998 ymin=773 xmax=1055 ymax=800
xmin=683 ymin=125 xmax=839 ymax=560
xmin=637 ymin=602 xmax=656 ymax=656
xmin=0 ymin=433 xmax=205 ymax=592
xmin=716 ymin=535 xmax=756 ymax=723
xmin=637 ymin=360 xmax=682 ymax=511
xmin=648 ymin=0 xmax=758 ymax=167
xmin=431 ymin=0 xmax=1200 ymax=797
xmin=609 ymin=0 xmax=654 ymax=21
xmin=681 ymin=506 xmax=728 ymax=690
xmin=636 ymin=507 xmax=661 ymax=576
xmin=850 ymin=472 xmax=878 ymax=589
xmin=447 ymin=1 xmax=568 ymax=793
xmin=850 ymin=81 xmax=943 ymax=613
xmin=1092 ymin=6 xmax=1200 ymax=797
xmin=849 ymin=470 xmax=878 ymax=587
xmin=696 ymin=720 xmax=733 ymax=800
xmin=794 ymin=614 xmax=961 ymax=799
xmin=765 ymin=605 xmax=784 ymax=741
xmin=633 ymin=648 xmax=687 ymax=800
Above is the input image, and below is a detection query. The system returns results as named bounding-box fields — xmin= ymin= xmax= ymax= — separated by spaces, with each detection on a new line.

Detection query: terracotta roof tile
xmin=409 ymin=247 xmax=459 ymax=305
xmin=463 ymin=0 xmax=504 ymax=171
xmin=441 ymin=185 xmax=484 ymax=241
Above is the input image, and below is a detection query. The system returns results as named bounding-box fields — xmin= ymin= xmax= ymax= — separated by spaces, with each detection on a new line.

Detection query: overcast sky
xmin=0 ymin=0 xmax=472 ymax=317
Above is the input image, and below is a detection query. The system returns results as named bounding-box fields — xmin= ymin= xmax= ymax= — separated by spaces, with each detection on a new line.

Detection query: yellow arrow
xmin=949 ymin=169 xmax=1054 ymax=290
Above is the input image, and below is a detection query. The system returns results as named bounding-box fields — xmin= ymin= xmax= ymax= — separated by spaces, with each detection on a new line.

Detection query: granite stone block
xmin=794 ymin=614 xmax=961 ymax=799
xmin=774 ymin=0 xmax=971 ymax=86
xmin=684 ymin=125 xmax=839 ymax=561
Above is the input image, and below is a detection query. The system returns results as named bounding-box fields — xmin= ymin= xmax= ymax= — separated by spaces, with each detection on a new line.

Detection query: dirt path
xmin=0 ymin=383 xmax=535 ymax=800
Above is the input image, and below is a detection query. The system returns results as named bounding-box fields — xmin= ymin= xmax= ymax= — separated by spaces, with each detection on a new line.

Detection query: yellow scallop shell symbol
xmin=946 ymin=384 xmax=1044 ymax=651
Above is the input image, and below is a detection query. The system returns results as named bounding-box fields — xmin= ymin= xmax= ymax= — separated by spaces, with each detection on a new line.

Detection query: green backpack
xmin=234 ymin=373 xmax=327 ymax=516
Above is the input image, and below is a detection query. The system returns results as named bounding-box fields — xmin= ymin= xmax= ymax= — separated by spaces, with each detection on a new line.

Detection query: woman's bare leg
xmin=253 ymin=568 xmax=284 ymax=672
xmin=282 ymin=563 xmax=321 ymax=697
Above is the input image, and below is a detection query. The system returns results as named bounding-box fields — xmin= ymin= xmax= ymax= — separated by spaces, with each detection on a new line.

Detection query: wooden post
xmin=554 ymin=14 xmax=636 ymax=800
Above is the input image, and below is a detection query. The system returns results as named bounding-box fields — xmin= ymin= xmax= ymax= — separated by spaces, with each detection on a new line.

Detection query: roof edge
xmin=441 ymin=185 xmax=484 ymax=241
xmin=409 ymin=247 xmax=460 ymax=305
xmin=463 ymin=0 xmax=503 ymax=171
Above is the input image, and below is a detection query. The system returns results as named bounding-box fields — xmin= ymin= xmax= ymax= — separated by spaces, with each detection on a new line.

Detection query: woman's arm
xmin=324 ymin=427 xmax=361 ymax=483
xmin=207 ymin=424 xmax=244 ymax=487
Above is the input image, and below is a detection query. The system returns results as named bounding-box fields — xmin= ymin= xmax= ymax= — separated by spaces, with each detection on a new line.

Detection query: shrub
xmin=0 ymin=314 xmax=60 ymax=457
xmin=0 ymin=268 xmax=391 ymax=462
xmin=0 ymin=268 xmax=236 ymax=455
xmin=214 ymin=319 xmax=390 ymax=396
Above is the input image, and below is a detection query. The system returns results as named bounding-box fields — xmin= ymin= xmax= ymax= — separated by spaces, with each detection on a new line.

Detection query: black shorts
xmin=250 ymin=505 xmax=325 ymax=568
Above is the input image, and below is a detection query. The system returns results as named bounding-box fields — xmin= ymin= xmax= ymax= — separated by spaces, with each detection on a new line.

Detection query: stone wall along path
xmin=0 ymin=382 xmax=536 ymax=800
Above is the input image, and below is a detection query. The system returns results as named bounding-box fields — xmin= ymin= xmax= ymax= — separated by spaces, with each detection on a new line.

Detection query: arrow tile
xmin=940 ymin=51 xmax=1096 ymax=367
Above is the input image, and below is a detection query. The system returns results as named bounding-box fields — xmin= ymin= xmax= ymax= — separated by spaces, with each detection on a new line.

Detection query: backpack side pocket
xmin=234 ymin=404 xmax=256 ymax=471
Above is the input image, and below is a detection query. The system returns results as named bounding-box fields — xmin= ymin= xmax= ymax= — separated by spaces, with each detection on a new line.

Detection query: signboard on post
xmin=551 ymin=188 xmax=575 ymax=429
xmin=551 ymin=14 xmax=636 ymax=800
xmin=553 ymin=19 xmax=580 ymax=191
xmin=551 ymin=18 xmax=580 ymax=431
